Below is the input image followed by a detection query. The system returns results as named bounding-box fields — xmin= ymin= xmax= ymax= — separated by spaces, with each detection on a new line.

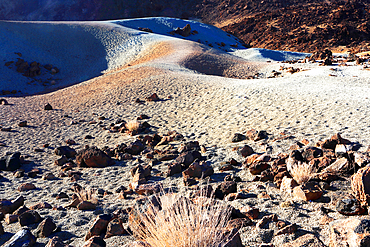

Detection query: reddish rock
xmin=76 ymin=146 xmax=114 ymax=168
xmin=85 ymin=214 xmax=112 ymax=241
xmin=256 ymin=214 xmax=277 ymax=228
xmin=281 ymin=233 xmax=324 ymax=247
xmin=5 ymin=214 xmax=18 ymax=224
xmin=46 ymin=236 xmax=65 ymax=247
xmin=248 ymin=162 xmax=269 ymax=175
xmin=132 ymin=182 xmax=162 ymax=195
xmin=105 ymin=218 xmax=126 ymax=238
xmin=18 ymin=121 xmax=27 ymax=127
xmin=77 ymin=201 xmax=97 ymax=210
xmin=224 ymin=192 xmax=251 ymax=201
xmin=146 ymin=93 xmax=160 ymax=102
xmin=166 ymin=162 xmax=182 ymax=176
xmin=240 ymin=205 xmax=259 ymax=220
xmin=83 ymin=236 xmax=106 ymax=247
xmin=29 ymin=202 xmax=52 ymax=210
xmin=336 ymin=198 xmax=367 ymax=216
xmin=215 ymin=181 xmax=237 ymax=199
xmin=54 ymin=146 xmax=76 ymax=158
xmin=240 ymin=145 xmax=254 ymax=157
xmin=351 ymin=166 xmax=370 ymax=207
xmin=320 ymin=133 xmax=350 ymax=150
xmin=182 ymin=160 xmax=214 ymax=179
xmin=226 ymin=218 xmax=253 ymax=229
xmin=219 ymin=163 xmax=234 ymax=172
xmin=293 ymin=181 xmax=323 ymax=201
xmin=0 ymin=196 xmax=24 ymax=214
xmin=231 ymin=133 xmax=246 ymax=142
xmin=35 ymin=217 xmax=57 ymax=238
xmin=246 ymin=129 xmax=267 ymax=141
xmin=44 ymin=103 xmax=53 ymax=110
xmin=18 ymin=182 xmax=36 ymax=192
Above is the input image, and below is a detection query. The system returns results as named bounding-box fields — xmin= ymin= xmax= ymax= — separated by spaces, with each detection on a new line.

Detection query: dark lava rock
xmin=34 ymin=217 xmax=57 ymax=238
xmin=44 ymin=103 xmax=53 ymax=110
xmin=215 ymin=181 xmax=237 ymax=199
xmin=0 ymin=152 xmax=21 ymax=171
xmin=336 ymin=198 xmax=367 ymax=216
xmin=232 ymin=133 xmax=246 ymax=143
xmin=18 ymin=210 xmax=42 ymax=226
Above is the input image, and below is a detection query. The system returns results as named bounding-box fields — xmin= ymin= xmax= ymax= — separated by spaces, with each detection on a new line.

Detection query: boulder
xmin=105 ymin=218 xmax=126 ymax=238
xmin=182 ymin=160 xmax=214 ymax=180
xmin=34 ymin=217 xmax=57 ymax=238
xmin=85 ymin=214 xmax=112 ymax=241
xmin=3 ymin=229 xmax=36 ymax=247
xmin=175 ymin=150 xmax=201 ymax=169
xmin=44 ymin=103 xmax=53 ymax=110
xmin=166 ymin=162 xmax=182 ymax=176
xmin=76 ymin=146 xmax=114 ymax=168
xmin=0 ymin=152 xmax=21 ymax=171
xmin=293 ymin=181 xmax=323 ymax=201
xmin=329 ymin=218 xmax=370 ymax=247
xmin=351 ymin=166 xmax=370 ymax=207
xmin=240 ymin=145 xmax=254 ymax=157
xmin=18 ymin=210 xmax=42 ymax=226
xmin=18 ymin=182 xmax=36 ymax=192
xmin=215 ymin=181 xmax=237 ymax=199
xmin=54 ymin=146 xmax=76 ymax=158
xmin=0 ymin=196 xmax=24 ymax=214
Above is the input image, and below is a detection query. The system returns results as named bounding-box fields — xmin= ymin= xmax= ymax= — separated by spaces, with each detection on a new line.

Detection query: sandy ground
xmin=1 ymin=20 xmax=370 ymax=247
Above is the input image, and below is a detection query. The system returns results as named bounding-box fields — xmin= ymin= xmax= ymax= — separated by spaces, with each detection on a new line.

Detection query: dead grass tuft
xmin=76 ymin=187 xmax=98 ymax=205
xmin=126 ymin=120 xmax=140 ymax=132
xmin=129 ymin=189 xmax=235 ymax=247
xmin=288 ymin=161 xmax=316 ymax=185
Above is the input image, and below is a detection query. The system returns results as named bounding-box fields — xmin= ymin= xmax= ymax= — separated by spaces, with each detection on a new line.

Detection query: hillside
xmin=1 ymin=0 xmax=370 ymax=52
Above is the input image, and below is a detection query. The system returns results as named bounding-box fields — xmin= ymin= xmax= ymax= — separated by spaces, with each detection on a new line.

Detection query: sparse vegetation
xmin=126 ymin=120 xmax=140 ymax=133
xmin=129 ymin=191 xmax=236 ymax=247
xmin=288 ymin=161 xmax=316 ymax=185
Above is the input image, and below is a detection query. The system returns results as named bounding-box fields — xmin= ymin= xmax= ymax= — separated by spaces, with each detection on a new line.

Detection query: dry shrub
xmin=288 ymin=161 xmax=316 ymax=184
xmin=126 ymin=121 xmax=140 ymax=132
xmin=75 ymin=187 xmax=98 ymax=205
xmin=129 ymin=191 xmax=235 ymax=247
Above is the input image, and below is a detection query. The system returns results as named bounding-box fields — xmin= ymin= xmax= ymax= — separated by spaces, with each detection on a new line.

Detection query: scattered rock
xmin=5 ymin=214 xmax=18 ymax=224
xmin=240 ymin=145 xmax=254 ymax=157
xmin=146 ymin=93 xmax=160 ymax=102
xmin=76 ymin=146 xmax=114 ymax=168
xmin=275 ymin=223 xmax=298 ymax=236
xmin=0 ymin=99 xmax=9 ymax=105
xmin=46 ymin=236 xmax=65 ymax=247
xmin=54 ymin=146 xmax=77 ymax=158
xmin=44 ymin=103 xmax=53 ymax=110
xmin=215 ymin=181 xmax=237 ymax=199
xmin=293 ymin=181 xmax=323 ymax=201
xmin=18 ymin=210 xmax=42 ymax=226
xmin=182 ymin=160 xmax=214 ymax=180
xmin=18 ymin=121 xmax=27 ymax=127
xmin=85 ymin=214 xmax=112 ymax=241
xmin=83 ymin=236 xmax=106 ymax=247
xmin=18 ymin=182 xmax=36 ymax=192
xmin=77 ymin=201 xmax=97 ymax=210
xmin=29 ymin=202 xmax=52 ymax=210
xmin=34 ymin=217 xmax=57 ymax=238
xmin=336 ymin=198 xmax=367 ymax=216
xmin=105 ymin=218 xmax=126 ymax=238
xmin=3 ymin=229 xmax=36 ymax=247
xmin=351 ymin=166 xmax=370 ymax=207
xmin=232 ymin=133 xmax=246 ymax=142
xmin=0 ymin=196 xmax=24 ymax=214
xmin=0 ymin=152 xmax=21 ymax=171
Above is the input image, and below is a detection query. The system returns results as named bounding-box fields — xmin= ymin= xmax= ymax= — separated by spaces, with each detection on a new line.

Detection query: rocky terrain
xmin=1 ymin=15 xmax=370 ymax=247
xmin=1 ymin=0 xmax=370 ymax=53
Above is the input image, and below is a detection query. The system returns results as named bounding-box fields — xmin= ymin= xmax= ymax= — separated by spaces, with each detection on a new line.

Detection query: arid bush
xmin=126 ymin=121 xmax=140 ymax=133
xmin=288 ymin=161 xmax=316 ymax=185
xmin=129 ymin=191 xmax=236 ymax=247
